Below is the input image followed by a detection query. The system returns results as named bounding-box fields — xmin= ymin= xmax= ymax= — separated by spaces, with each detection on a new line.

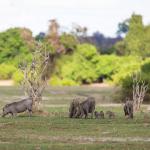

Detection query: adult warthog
xmin=69 ymin=98 xmax=80 ymax=118
xmin=2 ymin=98 xmax=33 ymax=117
xmin=124 ymin=100 xmax=133 ymax=119
xmin=69 ymin=97 xmax=95 ymax=119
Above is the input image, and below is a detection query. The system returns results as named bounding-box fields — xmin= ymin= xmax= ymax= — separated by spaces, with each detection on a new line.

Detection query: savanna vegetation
xmin=0 ymin=13 xmax=150 ymax=102
xmin=0 ymin=86 xmax=150 ymax=150
xmin=0 ymin=12 xmax=150 ymax=150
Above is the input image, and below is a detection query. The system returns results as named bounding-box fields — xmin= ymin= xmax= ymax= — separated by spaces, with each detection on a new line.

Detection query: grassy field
xmin=0 ymin=86 xmax=150 ymax=150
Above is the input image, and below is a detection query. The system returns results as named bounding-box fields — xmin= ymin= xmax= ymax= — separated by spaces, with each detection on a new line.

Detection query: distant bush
xmin=120 ymin=59 xmax=150 ymax=103
xmin=49 ymin=76 xmax=78 ymax=86
xmin=50 ymin=45 xmax=145 ymax=86
xmin=0 ymin=64 xmax=17 ymax=79
xmin=60 ymin=33 xmax=78 ymax=52
xmin=92 ymin=55 xmax=119 ymax=80
xmin=76 ymin=44 xmax=97 ymax=60
xmin=49 ymin=44 xmax=98 ymax=85
xmin=0 ymin=28 xmax=32 ymax=64
xmin=112 ymin=56 xmax=141 ymax=84
xmin=141 ymin=59 xmax=150 ymax=73
xmin=12 ymin=70 xmax=24 ymax=85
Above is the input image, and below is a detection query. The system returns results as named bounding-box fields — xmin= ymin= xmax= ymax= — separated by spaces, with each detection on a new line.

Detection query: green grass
xmin=0 ymin=86 xmax=120 ymax=105
xmin=0 ymin=86 xmax=150 ymax=150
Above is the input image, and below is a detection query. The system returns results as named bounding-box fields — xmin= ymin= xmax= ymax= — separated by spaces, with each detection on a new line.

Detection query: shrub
xmin=49 ymin=76 xmax=78 ymax=86
xmin=52 ymin=44 xmax=99 ymax=85
xmin=120 ymin=59 xmax=150 ymax=103
xmin=92 ymin=55 xmax=119 ymax=80
xmin=0 ymin=28 xmax=31 ymax=64
xmin=112 ymin=56 xmax=141 ymax=84
xmin=76 ymin=44 xmax=97 ymax=60
xmin=0 ymin=64 xmax=17 ymax=79
xmin=12 ymin=70 xmax=24 ymax=85
xmin=141 ymin=60 xmax=150 ymax=73
xmin=60 ymin=33 xmax=78 ymax=52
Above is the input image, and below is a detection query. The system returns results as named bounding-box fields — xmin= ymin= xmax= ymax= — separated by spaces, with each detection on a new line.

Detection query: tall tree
xmin=46 ymin=19 xmax=64 ymax=53
xmin=125 ymin=14 xmax=144 ymax=55
xmin=19 ymin=42 xmax=57 ymax=110
xmin=115 ymin=13 xmax=150 ymax=57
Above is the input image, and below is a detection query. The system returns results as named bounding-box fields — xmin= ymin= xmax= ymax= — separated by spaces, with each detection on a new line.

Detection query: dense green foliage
xmin=0 ymin=64 xmax=17 ymax=79
xmin=60 ymin=33 xmax=78 ymax=52
xmin=0 ymin=28 xmax=32 ymax=65
xmin=115 ymin=14 xmax=150 ymax=57
xmin=0 ymin=13 xmax=150 ymax=98
xmin=121 ymin=59 xmax=150 ymax=102
xmin=50 ymin=43 xmax=144 ymax=86
xmin=12 ymin=70 xmax=24 ymax=85
xmin=50 ymin=44 xmax=97 ymax=85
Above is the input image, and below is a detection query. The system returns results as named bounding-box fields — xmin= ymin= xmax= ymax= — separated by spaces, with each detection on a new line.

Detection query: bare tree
xmin=132 ymin=73 xmax=148 ymax=111
xmin=46 ymin=19 xmax=64 ymax=53
xmin=19 ymin=42 xmax=56 ymax=111
xmin=72 ymin=23 xmax=87 ymax=37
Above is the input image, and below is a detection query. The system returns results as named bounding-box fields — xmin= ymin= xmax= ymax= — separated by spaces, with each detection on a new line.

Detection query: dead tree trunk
xmin=132 ymin=73 xmax=148 ymax=111
xmin=19 ymin=42 xmax=56 ymax=111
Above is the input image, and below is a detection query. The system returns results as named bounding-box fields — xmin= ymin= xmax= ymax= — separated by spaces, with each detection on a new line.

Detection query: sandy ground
xmin=23 ymin=135 xmax=150 ymax=144
xmin=0 ymin=80 xmax=110 ymax=87
xmin=0 ymin=80 xmax=14 ymax=86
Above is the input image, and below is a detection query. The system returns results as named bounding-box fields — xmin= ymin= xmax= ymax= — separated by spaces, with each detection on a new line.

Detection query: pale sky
xmin=0 ymin=0 xmax=150 ymax=37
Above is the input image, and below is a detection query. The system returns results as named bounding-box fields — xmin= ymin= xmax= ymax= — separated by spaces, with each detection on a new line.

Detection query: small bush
xmin=49 ymin=76 xmax=78 ymax=86
xmin=112 ymin=56 xmax=141 ymax=84
xmin=92 ymin=55 xmax=119 ymax=79
xmin=0 ymin=64 xmax=17 ymax=79
xmin=121 ymin=60 xmax=150 ymax=103
xmin=61 ymin=78 xmax=78 ymax=86
xmin=141 ymin=60 xmax=150 ymax=73
xmin=76 ymin=44 xmax=97 ymax=59
xmin=12 ymin=70 xmax=24 ymax=84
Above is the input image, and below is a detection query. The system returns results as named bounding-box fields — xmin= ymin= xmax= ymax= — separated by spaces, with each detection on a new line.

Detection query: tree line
xmin=0 ymin=13 xmax=150 ymax=102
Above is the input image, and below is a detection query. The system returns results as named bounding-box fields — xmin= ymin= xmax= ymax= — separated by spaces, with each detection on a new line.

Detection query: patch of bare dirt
xmin=34 ymin=110 xmax=50 ymax=117
xmin=0 ymin=80 xmax=14 ymax=86
xmin=88 ymin=83 xmax=111 ymax=88
xmin=28 ymin=135 xmax=150 ymax=144
xmin=33 ymin=110 xmax=67 ymax=117
xmin=0 ymin=122 xmax=14 ymax=128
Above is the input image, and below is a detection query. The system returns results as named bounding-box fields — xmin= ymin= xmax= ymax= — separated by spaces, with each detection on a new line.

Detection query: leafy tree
xmin=115 ymin=13 xmax=150 ymax=57
xmin=114 ymin=40 xmax=126 ymax=56
xmin=0 ymin=28 xmax=32 ymax=64
xmin=142 ymin=25 xmax=150 ymax=57
xmin=125 ymin=14 xmax=144 ymax=55
xmin=60 ymin=33 xmax=78 ymax=53
xmin=121 ymin=59 xmax=150 ymax=103
xmin=76 ymin=44 xmax=97 ymax=59
xmin=0 ymin=64 xmax=17 ymax=79
xmin=50 ymin=44 xmax=98 ymax=85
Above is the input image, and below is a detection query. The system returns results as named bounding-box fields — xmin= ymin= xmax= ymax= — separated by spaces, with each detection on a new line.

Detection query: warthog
xmin=2 ymin=98 xmax=33 ymax=117
xmin=94 ymin=111 xmax=100 ymax=119
xmin=100 ymin=111 xmax=105 ymax=119
xmin=69 ymin=98 xmax=80 ymax=118
xmin=94 ymin=111 xmax=104 ymax=119
xmin=106 ymin=111 xmax=115 ymax=119
xmin=76 ymin=97 xmax=95 ymax=119
xmin=124 ymin=100 xmax=133 ymax=119
xmin=69 ymin=97 xmax=95 ymax=119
